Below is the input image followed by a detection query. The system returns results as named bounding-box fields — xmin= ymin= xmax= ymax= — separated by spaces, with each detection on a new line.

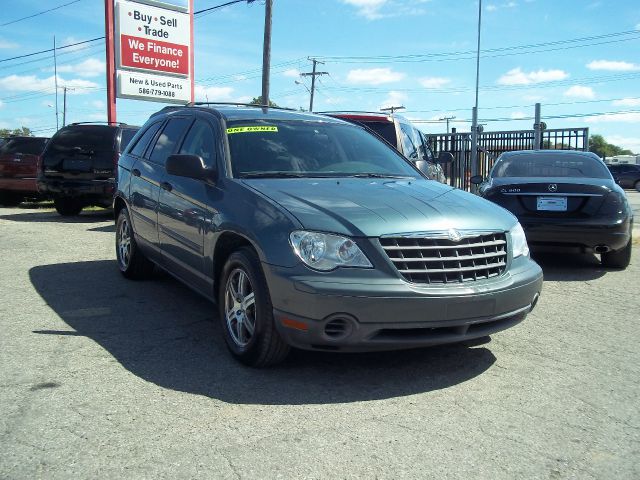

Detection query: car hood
xmin=243 ymin=178 xmax=517 ymax=237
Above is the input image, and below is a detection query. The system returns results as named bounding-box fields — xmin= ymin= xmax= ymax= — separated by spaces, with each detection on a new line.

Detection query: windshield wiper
xmin=347 ymin=173 xmax=413 ymax=179
xmin=240 ymin=172 xmax=307 ymax=179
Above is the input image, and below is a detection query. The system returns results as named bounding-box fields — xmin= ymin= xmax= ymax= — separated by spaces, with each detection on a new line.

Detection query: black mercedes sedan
xmin=472 ymin=150 xmax=633 ymax=269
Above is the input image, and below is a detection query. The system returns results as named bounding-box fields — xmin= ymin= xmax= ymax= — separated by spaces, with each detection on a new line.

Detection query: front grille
xmin=379 ymin=232 xmax=507 ymax=284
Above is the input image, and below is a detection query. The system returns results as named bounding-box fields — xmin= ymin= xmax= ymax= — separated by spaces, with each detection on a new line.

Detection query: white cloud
xmin=341 ymin=0 xmax=430 ymax=20
xmin=486 ymin=4 xmax=497 ymax=11
xmin=194 ymin=85 xmax=235 ymax=102
xmin=0 ymin=74 xmax=98 ymax=94
xmin=564 ymin=85 xmax=595 ymax=99
xmin=347 ymin=67 xmax=405 ymax=85
xmin=282 ymin=69 xmax=300 ymax=78
xmin=636 ymin=23 xmax=640 ymax=30
xmin=511 ymin=111 xmax=527 ymax=119
xmin=612 ymin=98 xmax=640 ymax=107
xmin=234 ymin=75 xmax=247 ymax=81
xmin=486 ymin=2 xmax=518 ymax=11
xmin=54 ymin=58 xmax=105 ymax=78
xmin=0 ymin=100 xmax=3 ymax=109
xmin=585 ymin=112 xmax=640 ymax=124
xmin=89 ymin=100 xmax=105 ymax=109
xmin=420 ymin=76 xmax=451 ymax=89
xmin=380 ymin=90 xmax=408 ymax=110
xmin=522 ymin=94 xmax=545 ymax=102
xmin=0 ymin=38 xmax=18 ymax=49
xmin=603 ymin=135 xmax=640 ymax=154
xmin=498 ymin=67 xmax=568 ymax=85
xmin=586 ymin=60 xmax=640 ymax=72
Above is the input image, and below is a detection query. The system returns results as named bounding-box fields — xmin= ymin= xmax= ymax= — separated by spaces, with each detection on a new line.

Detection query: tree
xmin=589 ymin=134 xmax=633 ymax=158
xmin=0 ymin=126 xmax=33 ymax=137
xmin=250 ymin=96 xmax=279 ymax=107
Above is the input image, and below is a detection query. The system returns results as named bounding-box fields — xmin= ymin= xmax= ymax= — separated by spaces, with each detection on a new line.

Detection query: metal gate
xmin=426 ymin=127 xmax=589 ymax=190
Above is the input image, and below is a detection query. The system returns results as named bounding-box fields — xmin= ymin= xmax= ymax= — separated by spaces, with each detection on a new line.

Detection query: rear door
xmin=41 ymin=125 xmax=118 ymax=180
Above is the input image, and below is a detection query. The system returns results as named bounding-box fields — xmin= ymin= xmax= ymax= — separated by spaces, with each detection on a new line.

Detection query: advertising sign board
xmin=114 ymin=0 xmax=193 ymax=104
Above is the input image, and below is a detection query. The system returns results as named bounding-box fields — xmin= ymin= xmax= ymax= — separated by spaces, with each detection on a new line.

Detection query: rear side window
xmin=179 ymin=120 xmax=216 ymax=168
xmin=0 ymin=137 xmax=48 ymax=155
xmin=399 ymin=123 xmax=420 ymax=160
xmin=129 ymin=122 xmax=163 ymax=158
xmin=119 ymin=129 xmax=138 ymax=152
xmin=148 ymin=117 xmax=192 ymax=166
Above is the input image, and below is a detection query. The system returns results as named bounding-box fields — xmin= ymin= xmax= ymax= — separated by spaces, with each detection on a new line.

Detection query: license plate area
xmin=62 ymin=159 xmax=91 ymax=172
xmin=537 ymin=196 xmax=567 ymax=211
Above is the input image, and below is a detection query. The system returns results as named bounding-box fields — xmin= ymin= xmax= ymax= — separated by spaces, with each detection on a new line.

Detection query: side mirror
xmin=470 ymin=175 xmax=484 ymax=185
xmin=166 ymin=154 xmax=216 ymax=182
xmin=437 ymin=151 xmax=454 ymax=164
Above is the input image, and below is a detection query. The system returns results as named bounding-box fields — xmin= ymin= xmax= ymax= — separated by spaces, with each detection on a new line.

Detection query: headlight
xmin=510 ymin=222 xmax=530 ymax=258
xmin=290 ymin=231 xmax=373 ymax=271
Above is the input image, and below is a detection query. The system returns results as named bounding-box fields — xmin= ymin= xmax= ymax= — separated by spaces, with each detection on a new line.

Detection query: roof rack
xmin=69 ymin=121 xmax=130 ymax=126
xmin=315 ymin=110 xmax=392 ymax=115
xmin=186 ymin=101 xmax=297 ymax=112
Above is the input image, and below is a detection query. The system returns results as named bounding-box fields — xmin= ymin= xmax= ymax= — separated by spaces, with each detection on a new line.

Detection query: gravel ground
xmin=0 ymin=193 xmax=639 ymax=479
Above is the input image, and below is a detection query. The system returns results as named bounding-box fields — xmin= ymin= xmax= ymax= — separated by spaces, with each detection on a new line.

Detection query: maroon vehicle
xmin=0 ymin=136 xmax=49 ymax=206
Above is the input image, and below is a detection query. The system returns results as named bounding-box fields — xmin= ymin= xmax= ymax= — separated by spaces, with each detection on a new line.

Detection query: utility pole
xmin=63 ymin=87 xmax=67 ymax=127
xmin=381 ymin=106 xmax=405 ymax=114
xmin=470 ymin=0 xmax=482 ymax=192
xmin=53 ymin=36 xmax=59 ymax=131
xmin=439 ymin=115 xmax=456 ymax=133
xmin=300 ymin=58 xmax=328 ymax=112
xmin=533 ymin=102 xmax=542 ymax=149
xmin=261 ymin=0 xmax=273 ymax=106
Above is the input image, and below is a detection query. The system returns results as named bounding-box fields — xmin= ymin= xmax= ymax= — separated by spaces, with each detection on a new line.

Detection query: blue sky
xmin=1 ymin=0 xmax=639 ymax=152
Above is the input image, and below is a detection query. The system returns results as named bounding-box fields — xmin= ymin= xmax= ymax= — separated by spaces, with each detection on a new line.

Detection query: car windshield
xmin=0 ymin=137 xmax=48 ymax=155
xmin=491 ymin=154 xmax=611 ymax=179
xmin=226 ymin=120 xmax=420 ymax=179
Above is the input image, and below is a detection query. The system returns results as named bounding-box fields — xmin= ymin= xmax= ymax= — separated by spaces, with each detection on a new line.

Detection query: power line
xmin=0 ymin=37 xmax=104 ymax=64
xmin=195 ymin=0 xmax=258 ymax=17
xmin=0 ymin=0 xmax=85 ymax=28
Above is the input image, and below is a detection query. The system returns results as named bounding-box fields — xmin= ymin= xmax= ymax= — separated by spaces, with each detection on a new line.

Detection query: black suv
xmin=38 ymin=123 xmax=138 ymax=215
xmin=114 ymin=103 xmax=542 ymax=367
xmin=607 ymin=163 xmax=640 ymax=191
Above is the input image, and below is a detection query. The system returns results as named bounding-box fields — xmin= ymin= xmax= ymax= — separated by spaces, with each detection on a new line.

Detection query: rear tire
xmin=116 ymin=207 xmax=155 ymax=279
xmin=0 ymin=192 xmax=22 ymax=206
xmin=54 ymin=197 xmax=83 ymax=216
xmin=218 ymin=247 xmax=290 ymax=367
xmin=634 ymin=180 xmax=640 ymax=192
xmin=601 ymin=237 xmax=632 ymax=269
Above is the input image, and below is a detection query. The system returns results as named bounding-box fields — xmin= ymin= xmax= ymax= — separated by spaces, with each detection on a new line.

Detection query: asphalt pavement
xmin=0 ymin=192 xmax=639 ymax=479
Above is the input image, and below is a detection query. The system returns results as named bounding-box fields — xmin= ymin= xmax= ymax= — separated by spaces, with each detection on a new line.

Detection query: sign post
xmin=105 ymin=0 xmax=194 ymax=115
xmin=105 ymin=0 xmax=117 ymax=123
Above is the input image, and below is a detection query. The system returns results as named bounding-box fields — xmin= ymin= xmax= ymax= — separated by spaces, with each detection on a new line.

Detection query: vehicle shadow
xmin=87 ymin=224 xmax=116 ymax=233
xmin=532 ymin=251 xmax=607 ymax=281
xmin=29 ymin=260 xmax=496 ymax=405
xmin=0 ymin=210 xmax=113 ymax=224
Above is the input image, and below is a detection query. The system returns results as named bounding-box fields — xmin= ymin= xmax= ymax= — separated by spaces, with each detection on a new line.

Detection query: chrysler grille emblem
xmin=447 ymin=228 xmax=462 ymax=242
xmin=548 ymin=183 xmax=558 ymax=192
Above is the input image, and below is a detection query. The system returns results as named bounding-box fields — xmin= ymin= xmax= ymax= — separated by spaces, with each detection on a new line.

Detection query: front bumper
xmin=264 ymin=256 xmax=543 ymax=352
xmin=521 ymin=216 xmax=632 ymax=252
xmin=37 ymin=177 xmax=115 ymax=205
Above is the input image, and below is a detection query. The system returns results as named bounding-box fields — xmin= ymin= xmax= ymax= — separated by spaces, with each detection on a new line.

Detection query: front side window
xmin=226 ymin=120 xmax=420 ymax=179
xmin=179 ymin=120 xmax=216 ymax=167
xmin=148 ymin=117 xmax=192 ymax=166
xmin=492 ymin=154 xmax=611 ymax=179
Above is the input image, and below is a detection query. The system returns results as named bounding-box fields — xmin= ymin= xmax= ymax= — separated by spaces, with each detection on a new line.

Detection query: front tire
xmin=601 ymin=237 xmax=632 ymax=269
xmin=54 ymin=197 xmax=83 ymax=216
xmin=116 ymin=208 xmax=155 ymax=279
xmin=218 ymin=247 xmax=290 ymax=367
xmin=634 ymin=180 xmax=640 ymax=193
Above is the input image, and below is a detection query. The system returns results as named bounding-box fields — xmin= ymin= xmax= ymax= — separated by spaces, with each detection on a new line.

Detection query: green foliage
xmin=0 ymin=126 xmax=33 ymax=137
xmin=250 ymin=96 xmax=279 ymax=107
xmin=589 ymin=134 xmax=633 ymax=158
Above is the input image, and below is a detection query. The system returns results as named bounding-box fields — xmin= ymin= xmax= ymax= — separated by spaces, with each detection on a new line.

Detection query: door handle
xmin=161 ymin=181 xmax=173 ymax=192
xmin=132 ymin=168 xmax=141 ymax=177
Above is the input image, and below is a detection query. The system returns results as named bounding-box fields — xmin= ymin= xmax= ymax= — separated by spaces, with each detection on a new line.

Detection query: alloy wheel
xmin=117 ymin=216 xmax=132 ymax=270
xmin=224 ymin=268 xmax=256 ymax=347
